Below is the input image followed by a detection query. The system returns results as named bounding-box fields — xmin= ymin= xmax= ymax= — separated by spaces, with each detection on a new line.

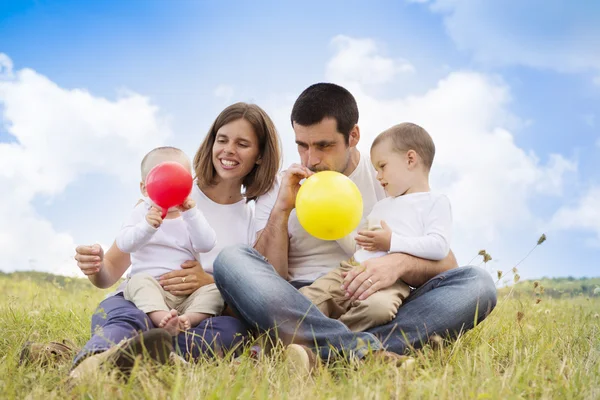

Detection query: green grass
xmin=1 ymin=272 xmax=599 ymax=399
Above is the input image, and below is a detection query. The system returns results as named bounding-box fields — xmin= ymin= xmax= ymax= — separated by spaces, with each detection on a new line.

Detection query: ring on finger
xmin=367 ymin=278 xmax=374 ymax=286
xmin=182 ymin=277 xmax=186 ymax=283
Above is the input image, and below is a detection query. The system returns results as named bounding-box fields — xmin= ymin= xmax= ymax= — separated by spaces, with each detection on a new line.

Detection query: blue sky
xmin=1 ymin=0 xmax=599 ymax=279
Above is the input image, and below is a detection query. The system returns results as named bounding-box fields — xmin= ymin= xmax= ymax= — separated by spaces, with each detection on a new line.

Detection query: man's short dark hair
xmin=291 ymin=83 xmax=359 ymax=144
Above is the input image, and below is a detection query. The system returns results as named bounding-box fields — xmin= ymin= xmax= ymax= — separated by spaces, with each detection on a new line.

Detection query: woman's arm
xmin=75 ymin=241 xmax=131 ymax=289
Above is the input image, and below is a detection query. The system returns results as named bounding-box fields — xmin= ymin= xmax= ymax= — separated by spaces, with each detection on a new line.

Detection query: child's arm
xmin=389 ymin=195 xmax=452 ymax=261
xmin=115 ymin=203 xmax=159 ymax=253
xmin=179 ymin=198 xmax=217 ymax=254
xmin=337 ymin=218 xmax=368 ymax=256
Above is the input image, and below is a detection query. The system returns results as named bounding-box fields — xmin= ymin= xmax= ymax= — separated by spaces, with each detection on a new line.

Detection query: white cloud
xmin=550 ymin=186 xmax=600 ymax=245
xmin=345 ymin=72 xmax=575 ymax=246
xmin=0 ymin=54 xmax=171 ymax=275
xmin=420 ymin=1 xmax=600 ymax=74
xmin=264 ymin=37 xmax=577 ymax=270
xmin=0 ymin=53 xmax=14 ymax=79
xmin=317 ymin=37 xmax=577 ymax=269
xmin=214 ymin=84 xmax=235 ymax=101
xmin=326 ymin=36 xmax=414 ymax=86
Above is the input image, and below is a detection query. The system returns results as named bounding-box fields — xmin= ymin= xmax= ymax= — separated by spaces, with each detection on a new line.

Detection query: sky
xmin=1 ymin=0 xmax=599 ymax=280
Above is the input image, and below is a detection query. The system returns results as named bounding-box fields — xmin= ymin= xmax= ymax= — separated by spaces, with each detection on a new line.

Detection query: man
xmin=213 ymin=83 xmax=496 ymax=367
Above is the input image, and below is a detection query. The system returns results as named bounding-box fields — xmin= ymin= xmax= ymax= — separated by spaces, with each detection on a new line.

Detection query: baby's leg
xmin=339 ymin=280 xmax=410 ymax=332
xmin=123 ymin=273 xmax=180 ymax=336
xmin=178 ymin=312 xmax=212 ymax=330
xmin=298 ymin=261 xmax=354 ymax=319
xmin=154 ymin=309 xmax=181 ymax=336
xmin=178 ymin=283 xmax=225 ymax=329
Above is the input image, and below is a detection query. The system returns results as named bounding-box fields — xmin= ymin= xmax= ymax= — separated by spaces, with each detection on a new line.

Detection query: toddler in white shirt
xmin=117 ymin=146 xmax=222 ymax=336
xmin=300 ymin=123 xmax=452 ymax=332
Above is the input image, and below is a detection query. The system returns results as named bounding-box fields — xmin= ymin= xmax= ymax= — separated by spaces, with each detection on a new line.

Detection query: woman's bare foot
xmin=178 ymin=315 xmax=191 ymax=331
xmin=158 ymin=309 xmax=180 ymax=336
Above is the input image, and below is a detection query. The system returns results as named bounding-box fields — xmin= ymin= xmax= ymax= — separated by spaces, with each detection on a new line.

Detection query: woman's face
xmin=212 ymin=118 xmax=261 ymax=183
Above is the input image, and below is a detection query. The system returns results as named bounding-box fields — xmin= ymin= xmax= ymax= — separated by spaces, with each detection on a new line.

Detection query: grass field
xmin=1 ymin=271 xmax=599 ymax=399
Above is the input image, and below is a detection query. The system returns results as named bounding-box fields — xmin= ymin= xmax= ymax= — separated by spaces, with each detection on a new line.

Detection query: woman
xmin=71 ymin=102 xmax=281 ymax=377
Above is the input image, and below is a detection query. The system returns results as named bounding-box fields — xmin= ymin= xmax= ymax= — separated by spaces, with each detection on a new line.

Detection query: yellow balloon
xmin=296 ymin=171 xmax=363 ymax=240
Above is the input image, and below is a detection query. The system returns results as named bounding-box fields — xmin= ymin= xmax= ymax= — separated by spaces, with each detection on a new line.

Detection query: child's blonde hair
xmin=140 ymin=147 xmax=188 ymax=179
xmin=372 ymin=123 xmax=436 ymax=170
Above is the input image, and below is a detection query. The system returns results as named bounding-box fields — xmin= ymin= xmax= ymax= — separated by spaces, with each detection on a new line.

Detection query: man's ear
xmin=406 ymin=150 xmax=418 ymax=169
xmin=348 ymin=124 xmax=360 ymax=148
xmin=140 ymin=181 xmax=148 ymax=196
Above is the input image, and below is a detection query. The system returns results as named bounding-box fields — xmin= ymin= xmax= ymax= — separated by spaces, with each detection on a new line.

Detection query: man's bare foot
xmin=178 ymin=315 xmax=191 ymax=331
xmin=158 ymin=309 xmax=180 ymax=336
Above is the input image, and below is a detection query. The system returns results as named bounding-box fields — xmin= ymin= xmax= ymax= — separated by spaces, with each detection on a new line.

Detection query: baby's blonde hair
xmin=140 ymin=146 xmax=189 ymax=180
xmin=372 ymin=123 xmax=436 ymax=170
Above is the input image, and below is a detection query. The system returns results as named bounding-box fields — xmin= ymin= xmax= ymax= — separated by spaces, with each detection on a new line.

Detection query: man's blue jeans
xmin=213 ymin=244 xmax=497 ymax=360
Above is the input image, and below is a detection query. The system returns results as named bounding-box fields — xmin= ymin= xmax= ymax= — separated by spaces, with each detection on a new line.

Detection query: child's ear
xmin=140 ymin=181 xmax=148 ymax=196
xmin=407 ymin=150 xmax=418 ymax=169
xmin=256 ymin=156 xmax=262 ymax=165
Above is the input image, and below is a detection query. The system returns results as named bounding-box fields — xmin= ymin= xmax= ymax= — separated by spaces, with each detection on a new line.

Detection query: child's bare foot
xmin=179 ymin=315 xmax=191 ymax=331
xmin=158 ymin=309 xmax=180 ymax=336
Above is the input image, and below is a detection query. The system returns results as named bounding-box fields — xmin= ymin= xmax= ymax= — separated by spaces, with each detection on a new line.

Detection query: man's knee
xmin=458 ymin=266 xmax=498 ymax=316
xmin=213 ymin=244 xmax=253 ymax=282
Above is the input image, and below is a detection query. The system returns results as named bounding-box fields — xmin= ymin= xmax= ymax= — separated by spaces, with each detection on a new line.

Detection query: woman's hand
xmin=159 ymin=260 xmax=214 ymax=296
xmin=74 ymin=244 xmax=104 ymax=276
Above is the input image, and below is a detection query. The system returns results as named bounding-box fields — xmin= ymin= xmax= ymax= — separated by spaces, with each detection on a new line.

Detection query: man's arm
xmin=394 ymin=249 xmax=457 ymax=287
xmin=253 ymin=164 xmax=313 ymax=279
xmin=253 ymin=207 xmax=292 ymax=278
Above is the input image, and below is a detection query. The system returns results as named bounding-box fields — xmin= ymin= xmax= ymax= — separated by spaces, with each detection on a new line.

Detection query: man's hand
xmin=74 ymin=244 xmax=105 ymax=276
xmin=275 ymin=164 xmax=313 ymax=212
xmin=341 ymin=253 xmax=409 ymax=301
xmin=159 ymin=260 xmax=213 ymax=296
xmin=355 ymin=220 xmax=392 ymax=252
xmin=146 ymin=206 xmax=163 ymax=228
xmin=177 ymin=197 xmax=196 ymax=212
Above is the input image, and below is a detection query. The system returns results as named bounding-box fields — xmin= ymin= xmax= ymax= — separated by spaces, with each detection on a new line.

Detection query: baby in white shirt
xmin=117 ymin=147 xmax=222 ymax=336
xmin=300 ymin=123 xmax=452 ymax=332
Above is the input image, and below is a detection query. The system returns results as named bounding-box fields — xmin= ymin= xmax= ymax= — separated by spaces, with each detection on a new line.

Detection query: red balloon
xmin=145 ymin=161 xmax=193 ymax=218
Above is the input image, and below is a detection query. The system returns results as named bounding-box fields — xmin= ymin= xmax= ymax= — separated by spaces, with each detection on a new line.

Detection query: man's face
xmin=293 ymin=117 xmax=354 ymax=174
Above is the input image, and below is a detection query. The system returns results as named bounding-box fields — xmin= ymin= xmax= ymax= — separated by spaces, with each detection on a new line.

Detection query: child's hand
xmin=355 ymin=220 xmax=392 ymax=252
xmin=177 ymin=197 xmax=196 ymax=212
xmin=146 ymin=206 xmax=163 ymax=228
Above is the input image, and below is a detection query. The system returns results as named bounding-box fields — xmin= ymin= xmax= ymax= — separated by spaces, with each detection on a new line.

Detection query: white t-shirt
xmin=353 ymin=192 xmax=452 ymax=263
xmin=115 ymin=197 xmax=217 ymax=279
xmin=113 ymin=184 xmax=255 ymax=294
xmin=255 ymin=152 xmax=385 ymax=282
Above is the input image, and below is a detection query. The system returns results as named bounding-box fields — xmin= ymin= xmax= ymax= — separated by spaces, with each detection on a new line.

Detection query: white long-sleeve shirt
xmin=353 ymin=192 xmax=452 ymax=263
xmin=115 ymin=198 xmax=217 ymax=279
